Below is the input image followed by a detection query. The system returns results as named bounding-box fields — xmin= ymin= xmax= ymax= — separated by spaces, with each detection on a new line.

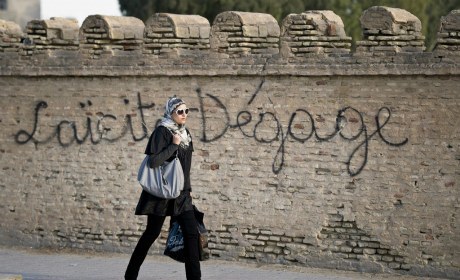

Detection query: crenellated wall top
xmin=81 ymin=15 xmax=145 ymax=40
xmin=360 ymin=6 xmax=422 ymax=34
xmin=145 ymin=13 xmax=210 ymax=39
xmin=434 ymin=10 xmax=460 ymax=55
xmin=1 ymin=19 xmax=25 ymax=37
xmin=210 ymin=11 xmax=280 ymax=56
xmin=356 ymin=6 xmax=426 ymax=53
xmin=24 ymin=17 xmax=79 ymax=48
xmin=0 ymin=7 xmax=459 ymax=76
xmin=280 ymin=10 xmax=351 ymax=57
xmin=143 ymin=13 xmax=210 ymax=55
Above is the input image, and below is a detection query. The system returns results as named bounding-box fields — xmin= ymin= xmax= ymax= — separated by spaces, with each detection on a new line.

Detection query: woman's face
xmin=172 ymin=104 xmax=188 ymax=125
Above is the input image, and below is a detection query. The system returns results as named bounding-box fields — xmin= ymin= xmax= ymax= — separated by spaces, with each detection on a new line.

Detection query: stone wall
xmin=0 ymin=7 xmax=459 ymax=279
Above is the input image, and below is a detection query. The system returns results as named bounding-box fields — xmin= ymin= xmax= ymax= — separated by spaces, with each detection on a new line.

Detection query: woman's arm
xmin=147 ymin=127 xmax=179 ymax=168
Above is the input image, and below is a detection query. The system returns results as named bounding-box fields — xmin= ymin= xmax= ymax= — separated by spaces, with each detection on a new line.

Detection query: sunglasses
xmin=175 ymin=108 xmax=189 ymax=116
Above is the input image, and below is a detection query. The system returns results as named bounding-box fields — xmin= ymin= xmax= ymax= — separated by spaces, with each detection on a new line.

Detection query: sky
xmin=41 ymin=0 xmax=122 ymax=26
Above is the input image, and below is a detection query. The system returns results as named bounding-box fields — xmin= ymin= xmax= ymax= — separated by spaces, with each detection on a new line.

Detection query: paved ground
xmin=0 ymin=246 xmax=443 ymax=280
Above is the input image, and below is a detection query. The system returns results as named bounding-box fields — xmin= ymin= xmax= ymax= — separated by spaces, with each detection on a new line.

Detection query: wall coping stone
xmin=280 ymin=11 xmax=351 ymax=57
xmin=144 ymin=13 xmax=210 ymax=55
xmin=360 ymin=6 xmax=422 ymax=34
xmin=357 ymin=6 xmax=425 ymax=54
xmin=434 ymin=10 xmax=460 ymax=55
xmin=150 ymin=13 xmax=210 ymax=39
xmin=81 ymin=15 xmax=145 ymax=40
xmin=0 ymin=20 xmax=23 ymax=53
xmin=210 ymin=11 xmax=280 ymax=56
xmin=0 ymin=19 xmax=23 ymax=38
xmin=27 ymin=17 xmax=80 ymax=41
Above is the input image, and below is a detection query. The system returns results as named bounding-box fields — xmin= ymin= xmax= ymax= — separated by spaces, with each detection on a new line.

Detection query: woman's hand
xmin=172 ymin=133 xmax=181 ymax=145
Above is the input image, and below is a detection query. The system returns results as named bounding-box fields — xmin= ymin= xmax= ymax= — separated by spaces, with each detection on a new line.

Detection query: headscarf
xmin=158 ymin=97 xmax=191 ymax=147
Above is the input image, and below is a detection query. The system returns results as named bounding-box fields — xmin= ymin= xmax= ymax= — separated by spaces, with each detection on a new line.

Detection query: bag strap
xmin=162 ymin=126 xmax=180 ymax=159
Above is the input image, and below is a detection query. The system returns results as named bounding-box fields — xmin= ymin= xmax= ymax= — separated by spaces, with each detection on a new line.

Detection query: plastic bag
xmin=164 ymin=221 xmax=185 ymax=262
xmin=164 ymin=207 xmax=210 ymax=262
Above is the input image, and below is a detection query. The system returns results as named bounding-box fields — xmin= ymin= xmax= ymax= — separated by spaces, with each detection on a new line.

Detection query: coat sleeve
xmin=145 ymin=126 xmax=179 ymax=168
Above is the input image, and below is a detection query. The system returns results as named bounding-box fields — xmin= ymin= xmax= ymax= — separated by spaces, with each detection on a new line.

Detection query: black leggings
xmin=125 ymin=211 xmax=201 ymax=280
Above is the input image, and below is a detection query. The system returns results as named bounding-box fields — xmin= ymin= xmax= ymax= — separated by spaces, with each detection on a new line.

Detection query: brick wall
xmin=0 ymin=7 xmax=459 ymax=279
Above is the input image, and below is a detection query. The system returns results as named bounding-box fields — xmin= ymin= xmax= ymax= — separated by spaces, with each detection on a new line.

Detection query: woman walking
xmin=125 ymin=97 xmax=201 ymax=280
